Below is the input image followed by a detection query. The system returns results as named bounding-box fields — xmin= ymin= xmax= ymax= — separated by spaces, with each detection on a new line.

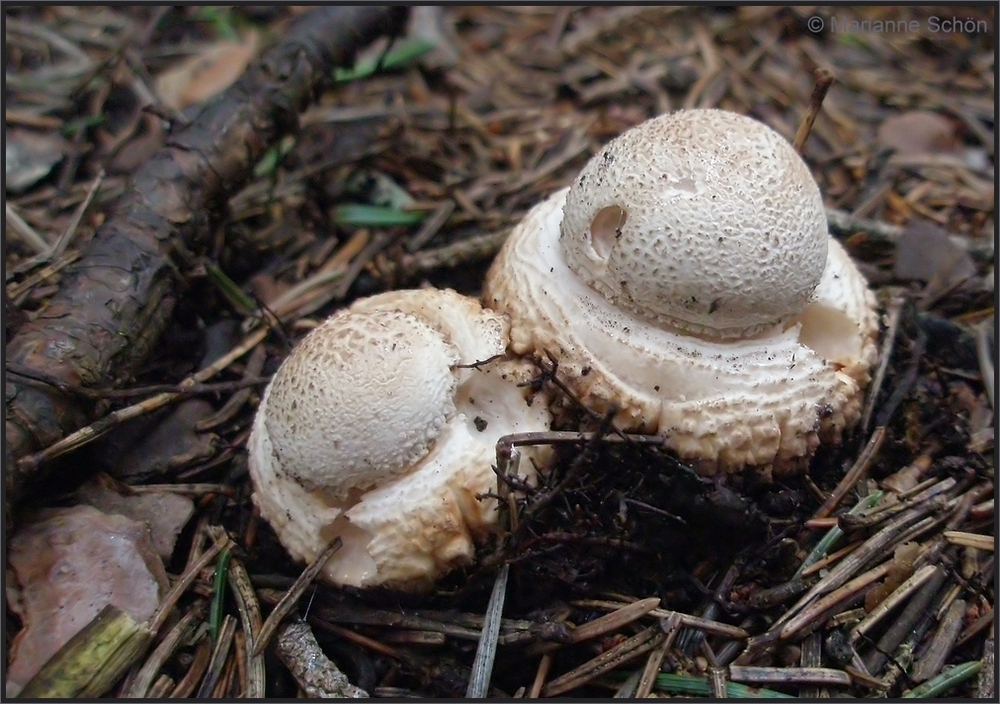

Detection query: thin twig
xmin=792 ymin=67 xmax=835 ymax=153
xmin=169 ymin=638 xmax=212 ymax=698
xmin=582 ymin=605 xmax=750 ymax=640
xmin=528 ymin=597 xmax=661 ymax=657
xmin=6 ymin=362 xmax=271 ymax=401
xmin=5 ymin=202 xmax=52 ymax=255
xmin=52 ymin=167 xmax=104 ymax=257
xmin=799 ymin=632 xmax=825 ymax=699
xmin=122 ymin=605 xmax=202 ymax=698
xmin=976 ymin=635 xmax=995 ymax=699
xmin=149 ymin=532 xmax=231 ymax=635
xmin=527 ymin=653 xmax=553 ymax=698
xmin=406 ymin=199 xmax=456 ymax=252
xmin=778 ymin=561 xmax=892 ymax=641
xmin=566 ymin=598 xmax=662 ymax=645
xmin=861 ymin=293 xmax=905 ymax=433
xmin=16 ymin=326 xmax=269 ymax=472
xmin=811 ymin=426 xmax=885 ymax=520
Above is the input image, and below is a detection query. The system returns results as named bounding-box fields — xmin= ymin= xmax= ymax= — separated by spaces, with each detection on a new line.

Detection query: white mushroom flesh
xmin=249 ymin=289 xmax=550 ymax=589
xmin=484 ymin=109 xmax=879 ymax=475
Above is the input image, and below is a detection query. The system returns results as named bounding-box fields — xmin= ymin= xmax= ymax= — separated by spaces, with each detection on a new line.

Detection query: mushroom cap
xmin=263 ymin=308 xmax=458 ymax=496
xmin=249 ymin=289 xmax=550 ymax=589
xmin=485 ymin=177 xmax=878 ymax=476
xmin=559 ymin=109 xmax=829 ymax=338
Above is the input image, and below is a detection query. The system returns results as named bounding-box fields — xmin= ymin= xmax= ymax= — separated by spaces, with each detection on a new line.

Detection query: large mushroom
xmin=248 ymin=288 xmax=550 ymax=590
xmin=484 ymin=109 xmax=879 ymax=476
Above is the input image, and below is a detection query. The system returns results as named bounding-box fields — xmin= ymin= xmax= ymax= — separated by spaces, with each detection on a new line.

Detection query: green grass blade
xmin=335 ymin=38 xmax=437 ymax=82
xmin=334 ymin=204 xmax=427 ymax=227
xmin=902 ymin=661 xmax=982 ymax=698
xmin=652 ymin=672 xmax=795 ymax=698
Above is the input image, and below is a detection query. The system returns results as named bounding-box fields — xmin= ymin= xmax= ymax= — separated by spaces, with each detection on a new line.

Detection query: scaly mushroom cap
xmin=560 ymin=109 xmax=829 ymax=338
xmin=264 ymin=308 xmax=458 ymax=496
xmin=249 ymin=289 xmax=550 ymax=589
xmin=484 ymin=109 xmax=879 ymax=476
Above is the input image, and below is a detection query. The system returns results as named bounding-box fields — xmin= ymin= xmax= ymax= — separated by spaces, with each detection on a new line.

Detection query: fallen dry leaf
xmin=876 ymin=110 xmax=957 ymax=158
xmin=155 ymin=30 xmax=260 ymax=111
xmin=76 ymin=478 xmax=195 ymax=560
xmin=5 ymin=506 xmax=168 ymax=697
xmin=893 ymin=220 xmax=977 ymax=285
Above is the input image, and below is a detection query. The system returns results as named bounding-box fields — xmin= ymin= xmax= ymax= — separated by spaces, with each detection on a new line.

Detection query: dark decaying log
xmin=5 ymin=6 xmax=409 ymax=512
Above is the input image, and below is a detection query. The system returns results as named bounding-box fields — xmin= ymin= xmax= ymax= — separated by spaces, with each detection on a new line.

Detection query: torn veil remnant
xmin=248 ymin=288 xmax=550 ymax=590
xmin=484 ymin=109 xmax=880 ymax=476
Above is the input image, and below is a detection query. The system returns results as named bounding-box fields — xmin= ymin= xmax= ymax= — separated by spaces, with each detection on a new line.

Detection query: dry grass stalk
xmin=541 ymin=625 xmax=666 ymax=697
xmin=779 ymin=561 xmax=892 ymax=641
xmin=253 ymin=536 xmax=343 ymax=657
xmin=944 ymin=531 xmax=994 ymax=552
xmin=634 ymin=611 xmax=682 ymax=698
xmin=195 ymin=614 xmax=237 ymax=698
xmin=811 ymin=426 xmax=885 ymax=520
xmin=729 ymin=664 xmax=852 ymax=687
xmin=466 ymin=563 xmax=510 ymax=698
xmin=849 ymin=563 xmax=938 ymax=644
xmin=121 ymin=605 xmax=200 ymax=697
xmin=911 ymin=598 xmax=967 ymax=682
xmin=169 ymin=637 xmax=212 ymax=698
xmin=222 ymin=555 xmax=265 ymax=698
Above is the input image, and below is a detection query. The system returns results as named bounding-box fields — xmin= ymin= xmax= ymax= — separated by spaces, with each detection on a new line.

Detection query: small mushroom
xmin=484 ymin=109 xmax=879 ymax=476
xmin=248 ymin=288 xmax=549 ymax=590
